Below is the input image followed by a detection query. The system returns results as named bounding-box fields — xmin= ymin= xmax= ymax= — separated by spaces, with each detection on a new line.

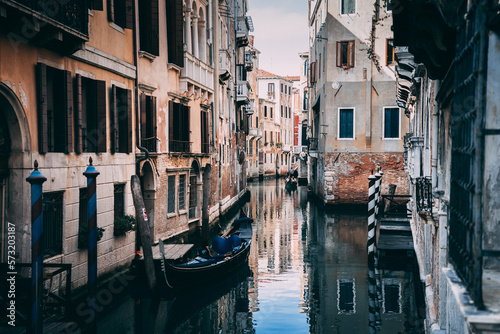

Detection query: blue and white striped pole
xmin=374 ymin=170 xmax=382 ymax=223
xmin=367 ymin=173 xmax=377 ymax=262
xmin=83 ymin=157 xmax=100 ymax=334
xmin=26 ymin=160 xmax=47 ymax=334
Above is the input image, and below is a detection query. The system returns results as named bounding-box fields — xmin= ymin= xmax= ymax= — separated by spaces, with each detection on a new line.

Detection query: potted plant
xmin=78 ymin=224 xmax=105 ymax=249
xmin=264 ymin=141 xmax=269 ymax=146
xmin=277 ymin=141 xmax=283 ymax=148
xmin=114 ymin=215 xmax=136 ymax=236
xmin=270 ymin=141 xmax=275 ymax=147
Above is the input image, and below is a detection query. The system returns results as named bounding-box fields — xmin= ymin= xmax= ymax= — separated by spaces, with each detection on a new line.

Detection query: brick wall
xmin=323 ymin=152 xmax=408 ymax=205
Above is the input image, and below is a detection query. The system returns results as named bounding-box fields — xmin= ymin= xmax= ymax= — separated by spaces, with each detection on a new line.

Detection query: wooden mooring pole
xmin=202 ymin=164 xmax=212 ymax=246
xmin=83 ymin=157 xmax=100 ymax=334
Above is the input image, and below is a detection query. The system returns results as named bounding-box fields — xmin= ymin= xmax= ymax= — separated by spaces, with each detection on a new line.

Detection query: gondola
xmin=158 ymin=209 xmax=253 ymax=289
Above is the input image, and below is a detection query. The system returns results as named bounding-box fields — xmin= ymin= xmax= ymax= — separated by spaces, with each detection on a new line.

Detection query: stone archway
xmin=141 ymin=160 xmax=156 ymax=239
xmin=0 ymin=83 xmax=31 ymax=263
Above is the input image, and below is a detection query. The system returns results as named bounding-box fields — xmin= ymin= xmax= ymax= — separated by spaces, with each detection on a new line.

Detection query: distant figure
xmin=293 ymin=168 xmax=298 ymax=178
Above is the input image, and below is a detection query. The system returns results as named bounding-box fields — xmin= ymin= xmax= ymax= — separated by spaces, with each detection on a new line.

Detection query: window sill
xmin=178 ymin=210 xmax=188 ymax=216
xmin=139 ymin=51 xmax=157 ymax=62
xmin=109 ymin=22 xmax=125 ymax=34
xmin=167 ymin=212 xmax=177 ymax=219
xmin=167 ymin=63 xmax=182 ymax=72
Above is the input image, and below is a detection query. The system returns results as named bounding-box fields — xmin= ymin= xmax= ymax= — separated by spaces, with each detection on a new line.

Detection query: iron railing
xmin=141 ymin=137 xmax=158 ymax=153
xmin=380 ymin=194 xmax=412 ymax=218
xmin=168 ymin=140 xmax=191 ymax=153
xmin=415 ymin=177 xmax=432 ymax=214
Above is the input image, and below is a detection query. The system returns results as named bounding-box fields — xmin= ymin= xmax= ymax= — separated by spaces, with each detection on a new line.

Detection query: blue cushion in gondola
xmin=228 ymin=234 xmax=241 ymax=248
xmin=212 ymin=236 xmax=232 ymax=254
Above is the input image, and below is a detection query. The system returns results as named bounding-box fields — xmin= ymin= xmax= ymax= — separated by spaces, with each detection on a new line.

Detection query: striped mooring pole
xmin=26 ymin=160 xmax=47 ymax=334
xmin=367 ymin=173 xmax=377 ymax=262
xmin=368 ymin=255 xmax=379 ymax=333
xmin=374 ymin=170 xmax=382 ymax=223
xmin=83 ymin=157 xmax=100 ymax=334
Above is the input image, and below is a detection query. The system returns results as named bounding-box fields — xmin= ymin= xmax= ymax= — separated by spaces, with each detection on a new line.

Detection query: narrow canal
xmin=97 ymin=179 xmax=425 ymax=333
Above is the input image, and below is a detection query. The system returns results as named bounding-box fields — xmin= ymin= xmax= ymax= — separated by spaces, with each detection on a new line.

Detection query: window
xmin=140 ymin=94 xmax=157 ymax=152
xmin=386 ymin=39 xmax=395 ymax=65
xmin=341 ymin=0 xmax=355 ymax=14
xmin=168 ymin=101 xmax=190 ymax=152
xmin=281 ymin=105 xmax=283 ymax=117
xmin=304 ymin=59 xmax=309 ymax=76
xmin=268 ymin=83 xmax=275 ymax=99
xmin=302 ymin=124 xmax=308 ymax=146
xmin=36 ymin=64 xmax=73 ymax=154
xmin=111 ymin=85 xmax=133 ymax=153
xmin=303 ymin=92 xmax=309 ymax=110
xmin=280 ymin=83 xmax=283 ymax=93
xmin=336 ymin=41 xmax=355 ymax=69
xmin=166 ymin=0 xmax=184 ymax=67
xmin=264 ymin=106 xmax=268 ymax=118
xmin=167 ymin=175 xmax=176 ymax=213
xmin=139 ymin=0 xmax=159 ymax=56
xmin=270 ymin=107 xmax=273 ymax=119
xmin=114 ymin=184 xmax=125 ymax=220
xmin=339 ymin=108 xmax=354 ymax=139
xmin=201 ymin=109 xmax=209 ymax=153
xmin=309 ymin=61 xmax=317 ymax=85
xmin=189 ymin=175 xmax=197 ymax=218
xmin=179 ymin=174 xmax=186 ymax=211
xmin=384 ymin=107 xmax=400 ymax=139
xmin=43 ymin=191 xmax=64 ymax=256
xmin=75 ymin=75 xmax=107 ymax=153
xmin=107 ymin=0 xmax=133 ymax=29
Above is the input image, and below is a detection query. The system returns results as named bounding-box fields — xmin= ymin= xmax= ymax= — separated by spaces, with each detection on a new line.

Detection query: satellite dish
xmin=332 ymin=81 xmax=340 ymax=90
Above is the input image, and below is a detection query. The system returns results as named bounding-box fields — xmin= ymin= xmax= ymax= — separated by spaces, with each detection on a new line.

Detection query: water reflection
xmin=97 ymin=179 xmax=424 ymax=333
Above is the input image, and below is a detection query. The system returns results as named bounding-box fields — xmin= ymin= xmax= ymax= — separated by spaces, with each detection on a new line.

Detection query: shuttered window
xmin=339 ymin=108 xmax=354 ymax=139
xmin=336 ymin=41 xmax=355 ymax=69
xmin=201 ymin=109 xmax=209 ymax=154
xmin=139 ymin=0 xmax=159 ymax=56
xmin=178 ymin=174 xmax=186 ymax=211
xmin=108 ymin=0 xmax=133 ymax=29
xmin=36 ymin=64 xmax=73 ymax=154
xmin=168 ymin=101 xmax=190 ymax=153
xmin=111 ymin=85 xmax=132 ymax=154
xmin=89 ymin=0 xmax=103 ymax=10
xmin=75 ymin=75 xmax=107 ymax=153
xmin=140 ymin=94 xmax=157 ymax=152
xmin=167 ymin=0 xmax=184 ymax=67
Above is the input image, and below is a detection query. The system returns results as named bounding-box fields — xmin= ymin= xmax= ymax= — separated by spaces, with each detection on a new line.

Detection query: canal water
xmin=96 ymin=179 xmax=425 ymax=333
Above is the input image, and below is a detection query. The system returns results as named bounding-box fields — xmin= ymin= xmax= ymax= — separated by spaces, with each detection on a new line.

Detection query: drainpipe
xmin=431 ymin=81 xmax=439 ymax=189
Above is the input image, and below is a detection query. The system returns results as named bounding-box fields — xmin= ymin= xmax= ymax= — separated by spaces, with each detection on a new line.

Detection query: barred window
xmin=168 ymin=175 xmax=176 ymax=213
xmin=43 ymin=191 xmax=64 ymax=256
xmin=179 ymin=174 xmax=186 ymax=211
xmin=114 ymin=184 xmax=125 ymax=220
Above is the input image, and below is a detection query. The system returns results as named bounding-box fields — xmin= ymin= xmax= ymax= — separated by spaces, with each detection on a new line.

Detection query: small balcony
xmin=168 ymin=140 xmax=192 ymax=154
xmin=219 ymin=49 xmax=231 ymax=81
xmin=244 ymin=52 xmax=253 ymax=71
xmin=282 ymin=144 xmax=291 ymax=152
xmin=180 ymin=52 xmax=214 ymax=95
xmin=236 ymin=16 xmax=253 ymax=47
xmin=236 ymin=82 xmax=250 ymax=103
xmin=415 ymin=176 xmax=432 ymax=214
xmin=0 ymin=0 xmax=88 ymax=53
xmin=141 ymin=137 xmax=159 ymax=153
xmin=248 ymin=128 xmax=262 ymax=138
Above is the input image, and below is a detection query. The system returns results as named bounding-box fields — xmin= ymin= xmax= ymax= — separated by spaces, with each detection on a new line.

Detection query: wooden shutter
xmin=95 ymin=80 xmax=107 ymax=153
xmin=107 ymin=0 xmax=115 ymax=22
xmin=336 ymin=41 xmax=341 ymax=67
xmin=183 ymin=105 xmax=190 ymax=144
xmin=167 ymin=0 xmax=184 ymax=66
xmin=168 ymin=100 xmax=174 ymax=150
xmin=64 ymin=70 xmax=73 ymax=153
xmin=126 ymin=89 xmax=132 ymax=153
xmin=75 ymin=74 xmax=83 ymax=154
xmin=151 ymin=96 xmax=157 ymax=138
xmin=90 ymin=0 xmax=103 ymax=11
xmin=140 ymin=93 xmax=147 ymax=141
xmin=348 ymin=41 xmax=355 ymax=68
xmin=125 ymin=0 xmax=134 ymax=29
xmin=151 ymin=0 xmax=159 ymax=55
xmin=36 ymin=63 xmax=48 ymax=154
xmin=111 ymin=85 xmax=118 ymax=153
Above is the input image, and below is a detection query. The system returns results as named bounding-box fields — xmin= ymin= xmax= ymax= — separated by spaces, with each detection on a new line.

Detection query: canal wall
xmin=316 ymin=152 xmax=408 ymax=207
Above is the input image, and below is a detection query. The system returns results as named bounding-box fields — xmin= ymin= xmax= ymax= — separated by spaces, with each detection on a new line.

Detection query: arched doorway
xmin=0 ymin=83 xmax=31 ymax=262
xmin=141 ymin=161 xmax=156 ymax=239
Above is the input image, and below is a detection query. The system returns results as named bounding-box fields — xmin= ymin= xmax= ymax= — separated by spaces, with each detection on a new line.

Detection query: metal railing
xmin=168 ymin=140 xmax=191 ymax=153
xmin=415 ymin=177 xmax=432 ymax=214
xmin=141 ymin=137 xmax=158 ymax=153
xmin=380 ymin=194 xmax=412 ymax=218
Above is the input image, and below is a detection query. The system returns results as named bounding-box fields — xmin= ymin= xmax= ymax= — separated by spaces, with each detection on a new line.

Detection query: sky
xmin=247 ymin=0 xmax=309 ymax=77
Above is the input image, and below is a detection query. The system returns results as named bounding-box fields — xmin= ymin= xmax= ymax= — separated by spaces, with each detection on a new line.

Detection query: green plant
xmin=78 ymin=224 xmax=105 ymax=249
xmin=270 ymin=141 xmax=275 ymax=147
xmin=264 ymin=141 xmax=269 ymax=146
xmin=113 ymin=215 xmax=136 ymax=236
xmin=277 ymin=141 xmax=283 ymax=147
